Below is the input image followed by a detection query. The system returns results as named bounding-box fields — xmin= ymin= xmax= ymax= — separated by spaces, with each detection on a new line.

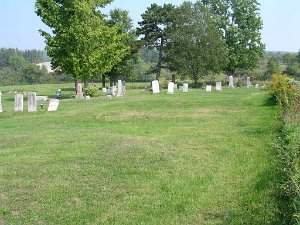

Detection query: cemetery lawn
xmin=0 ymin=84 xmax=282 ymax=224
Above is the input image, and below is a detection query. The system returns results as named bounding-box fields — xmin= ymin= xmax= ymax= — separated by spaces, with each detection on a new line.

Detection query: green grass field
xmin=0 ymin=84 xmax=283 ymax=224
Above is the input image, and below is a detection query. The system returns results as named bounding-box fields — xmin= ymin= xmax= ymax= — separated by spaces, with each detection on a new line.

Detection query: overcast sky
xmin=0 ymin=0 xmax=299 ymax=52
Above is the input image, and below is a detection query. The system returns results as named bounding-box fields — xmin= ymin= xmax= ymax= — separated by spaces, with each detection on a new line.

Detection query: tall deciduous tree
xmin=137 ymin=3 xmax=175 ymax=80
xmin=200 ymin=0 xmax=265 ymax=75
xmin=106 ymin=9 xmax=139 ymax=86
xmin=264 ymin=56 xmax=280 ymax=80
xmin=167 ymin=2 xmax=228 ymax=87
xmin=35 ymin=0 xmax=129 ymax=88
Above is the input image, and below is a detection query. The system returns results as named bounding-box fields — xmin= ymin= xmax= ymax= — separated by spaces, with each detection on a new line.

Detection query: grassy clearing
xmin=0 ymin=85 xmax=282 ymax=224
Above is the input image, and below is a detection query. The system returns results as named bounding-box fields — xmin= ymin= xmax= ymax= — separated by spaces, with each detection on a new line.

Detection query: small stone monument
xmin=85 ymin=95 xmax=91 ymax=101
xmin=107 ymin=95 xmax=112 ymax=100
xmin=216 ymin=82 xmax=222 ymax=91
xmin=0 ymin=91 xmax=2 ymax=113
xmin=228 ymin=76 xmax=234 ymax=88
xmin=255 ymin=84 xmax=259 ymax=88
xmin=76 ymin=83 xmax=84 ymax=99
xmin=117 ymin=80 xmax=123 ymax=97
xmin=246 ymin=77 xmax=251 ymax=88
xmin=47 ymin=99 xmax=59 ymax=112
xmin=152 ymin=80 xmax=160 ymax=93
xmin=206 ymin=85 xmax=212 ymax=92
xmin=183 ymin=83 xmax=189 ymax=92
xmin=36 ymin=96 xmax=48 ymax=101
xmin=102 ymin=87 xmax=107 ymax=93
xmin=14 ymin=94 xmax=24 ymax=112
xmin=28 ymin=92 xmax=37 ymax=112
xmin=167 ymin=82 xmax=174 ymax=94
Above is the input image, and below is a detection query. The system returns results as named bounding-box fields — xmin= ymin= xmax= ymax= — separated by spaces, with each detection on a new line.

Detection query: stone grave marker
xmin=228 ymin=76 xmax=234 ymax=88
xmin=47 ymin=99 xmax=60 ymax=112
xmin=107 ymin=95 xmax=112 ymax=100
xmin=0 ymin=91 xmax=2 ymax=113
xmin=28 ymin=92 xmax=37 ymax=112
xmin=183 ymin=83 xmax=189 ymax=92
xmin=152 ymin=80 xmax=160 ymax=93
xmin=255 ymin=84 xmax=259 ymax=88
xmin=206 ymin=85 xmax=212 ymax=92
xmin=117 ymin=80 xmax=123 ymax=97
xmin=14 ymin=94 xmax=24 ymax=112
xmin=168 ymin=82 xmax=174 ymax=94
xmin=37 ymin=96 xmax=48 ymax=101
xmin=85 ymin=95 xmax=91 ymax=101
xmin=76 ymin=83 xmax=84 ymax=99
xmin=246 ymin=77 xmax=251 ymax=88
xmin=216 ymin=82 xmax=222 ymax=91
xmin=102 ymin=87 xmax=107 ymax=93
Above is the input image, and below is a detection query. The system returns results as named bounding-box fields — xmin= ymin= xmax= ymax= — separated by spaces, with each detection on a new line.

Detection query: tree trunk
xmin=156 ymin=39 xmax=164 ymax=80
xmin=102 ymin=74 xmax=106 ymax=88
xmin=74 ymin=78 xmax=78 ymax=94
xmin=84 ymin=78 xmax=88 ymax=96
xmin=172 ymin=74 xmax=175 ymax=83
xmin=194 ymin=79 xmax=197 ymax=88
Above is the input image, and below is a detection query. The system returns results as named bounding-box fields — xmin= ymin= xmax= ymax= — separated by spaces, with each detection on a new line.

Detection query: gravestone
xmin=228 ymin=76 xmax=234 ymax=88
xmin=117 ymin=80 xmax=123 ymax=97
xmin=36 ymin=96 xmax=48 ymax=101
xmin=183 ymin=83 xmax=189 ymax=92
xmin=102 ymin=87 xmax=107 ymax=93
xmin=167 ymin=82 xmax=174 ymax=94
xmin=28 ymin=92 xmax=37 ymax=112
xmin=216 ymin=82 xmax=222 ymax=91
xmin=255 ymin=84 xmax=259 ymax=88
xmin=47 ymin=99 xmax=60 ymax=112
xmin=246 ymin=77 xmax=252 ymax=88
xmin=206 ymin=85 xmax=212 ymax=92
xmin=107 ymin=95 xmax=112 ymax=100
xmin=152 ymin=80 xmax=160 ymax=93
xmin=76 ymin=83 xmax=84 ymax=99
xmin=112 ymin=86 xmax=117 ymax=96
xmin=14 ymin=94 xmax=24 ymax=112
xmin=122 ymin=81 xmax=126 ymax=95
xmin=85 ymin=95 xmax=91 ymax=101
xmin=0 ymin=91 xmax=2 ymax=113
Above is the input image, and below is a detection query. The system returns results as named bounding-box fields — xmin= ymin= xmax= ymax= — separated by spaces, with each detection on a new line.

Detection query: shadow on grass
xmin=263 ymin=96 xmax=276 ymax=107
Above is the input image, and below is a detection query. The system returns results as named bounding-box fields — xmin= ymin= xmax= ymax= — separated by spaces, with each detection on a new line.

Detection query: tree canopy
xmin=200 ymin=0 xmax=265 ymax=75
xmin=167 ymin=2 xmax=228 ymax=87
xmin=35 ymin=0 xmax=129 ymax=87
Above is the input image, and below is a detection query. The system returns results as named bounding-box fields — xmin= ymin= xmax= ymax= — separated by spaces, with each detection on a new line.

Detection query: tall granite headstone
xmin=0 ymin=91 xmax=2 ymax=113
xmin=206 ymin=85 xmax=212 ymax=92
xmin=14 ymin=94 xmax=24 ymax=112
xmin=28 ymin=92 xmax=37 ymax=112
xmin=76 ymin=83 xmax=84 ymax=99
xmin=117 ymin=80 xmax=123 ymax=97
xmin=228 ymin=76 xmax=234 ymax=88
xmin=152 ymin=80 xmax=160 ymax=93
xmin=168 ymin=82 xmax=174 ymax=94
xmin=246 ymin=77 xmax=251 ymax=88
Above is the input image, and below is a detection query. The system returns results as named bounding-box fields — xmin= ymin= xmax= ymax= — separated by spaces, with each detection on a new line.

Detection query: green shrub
xmin=84 ymin=85 xmax=101 ymax=97
xmin=268 ymin=73 xmax=298 ymax=108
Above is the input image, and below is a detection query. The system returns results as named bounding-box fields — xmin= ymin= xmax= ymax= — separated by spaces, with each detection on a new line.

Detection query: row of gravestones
xmin=0 ymin=91 xmax=59 ymax=113
xmin=152 ymin=76 xmax=258 ymax=94
xmin=75 ymin=80 xmax=125 ymax=101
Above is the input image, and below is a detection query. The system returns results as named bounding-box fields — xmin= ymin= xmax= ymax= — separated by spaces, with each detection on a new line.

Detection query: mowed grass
xmin=0 ymin=84 xmax=281 ymax=224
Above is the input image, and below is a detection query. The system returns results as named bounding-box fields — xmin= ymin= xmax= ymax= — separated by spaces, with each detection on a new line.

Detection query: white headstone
xmin=0 ymin=91 xmax=2 ymax=113
xmin=152 ymin=80 xmax=160 ymax=93
xmin=216 ymin=82 xmax=222 ymax=91
xmin=102 ymin=87 xmax=107 ymax=93
xmin=183 ymin=83 xmax=189 ymax=92
xmin=246 ymin=77 xmax=251 ymax=88
xmin=167 ymin=82 xmax=174 ymax=94
xmin=112 ymin=86 xmax=117 ymax=96
xmin=47 ymin=99 xmax=59 ymax=112
xmin=107 ymin=95 xmax=112 ymax=100
xmin=228 ymin=76 xmax=234 ymax=88
xmin=28 ymin=92 xmax=37 ymax=112
xmin=255 ymin=84 xmax=259 ymax=89
xmin=85 ymin=95 xmax=91 ymax=101
xmin=14 ymin=94 xmax=24 ymax=112
xmin=117 ymin=80 xmax=123 ymax=97
xmin=206 ymin=85 xmax=212 ymax=92
xmin=36 ymin=96 xmax=48 ymax=101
